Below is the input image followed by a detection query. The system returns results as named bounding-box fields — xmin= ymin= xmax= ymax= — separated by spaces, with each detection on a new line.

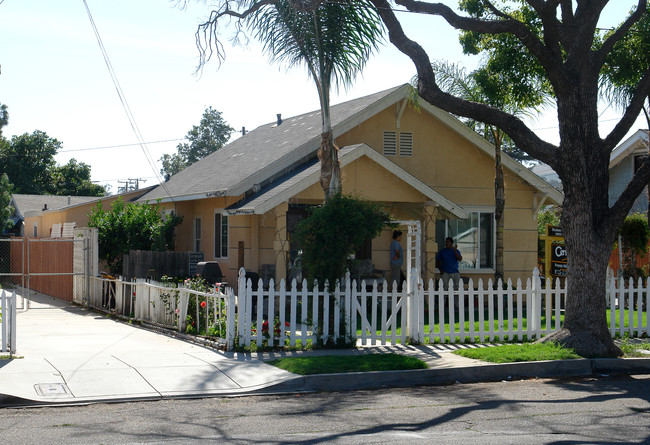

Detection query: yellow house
xmin=134 ymin=85 xmax=563 ymax=286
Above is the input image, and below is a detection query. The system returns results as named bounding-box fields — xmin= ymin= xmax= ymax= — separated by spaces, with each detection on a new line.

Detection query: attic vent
xmin=399 ymin=132 xmax=413 ymax=157
xmin=383 ymin=131 xmax=397 ymax=156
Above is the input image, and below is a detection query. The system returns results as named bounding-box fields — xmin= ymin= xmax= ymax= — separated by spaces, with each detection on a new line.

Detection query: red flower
xmin=200 ymin=301 xmax=207 ymax=308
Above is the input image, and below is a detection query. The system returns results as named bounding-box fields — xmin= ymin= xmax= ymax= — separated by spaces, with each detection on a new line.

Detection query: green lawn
xmin=453 ymin=343 xmax=581 ymax=362
xmin=267 ymin=353 xmax=427 ymax=374
xmin=355 ymin=308 xmax=648 ymax=343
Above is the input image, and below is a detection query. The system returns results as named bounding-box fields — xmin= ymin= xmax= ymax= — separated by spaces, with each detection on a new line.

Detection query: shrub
xmin=295 ymin=193 xmax=392 ymax=285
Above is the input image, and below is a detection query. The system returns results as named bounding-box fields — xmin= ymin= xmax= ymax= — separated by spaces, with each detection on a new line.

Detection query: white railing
xmin=1 ymin=289 xmax=17 ymax=354
xmin=87 ymin=276 xmax=235 ymax=345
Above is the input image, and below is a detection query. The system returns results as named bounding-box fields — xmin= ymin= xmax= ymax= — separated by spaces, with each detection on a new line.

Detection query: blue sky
xmin=0 ymin=0 xmax=644 ymax=193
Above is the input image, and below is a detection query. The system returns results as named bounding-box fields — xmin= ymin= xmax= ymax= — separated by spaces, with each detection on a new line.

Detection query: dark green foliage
xmin=620 ymin=213 xmax=650 ymax=254
xmin=295 ymin=193 xmax=391 ymax=285
xmin=87 ymin=198 xmax=183 ymax=275
xmin=601 ymin=4 xmax=650 ymax=110
xmin=619 ymin=213 xmax=650 ymax=280
xmin=0 ymin=126 xmax=105 ymax=196
xmin=160 ymin=107 xmax=233 ymax=178
xmin=51 ymin=159 xmax=106 ymax=197
xmin=458 ymin=2 xmax=552 ymax=104
xmin=537 ymin=205 xmax=561 ymax=260
xmin=0 ymin=130 xmax=59 ymax=195
xmin=0 ymin=173 xmax=14 ymax=232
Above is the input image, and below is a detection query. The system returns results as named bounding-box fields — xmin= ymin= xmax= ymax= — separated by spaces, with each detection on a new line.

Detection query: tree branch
xmin=595 ymin=0 xmax=647 ymax=67
xmin=194 ymin=0 xmax=279 ymax=69
xmin=608 ymin=152 xmax=650 ymax=234
xmin=604 ymin=71 xmax=650 ymax=150
xmin=370 ymin=0 xmax=557 ymax=164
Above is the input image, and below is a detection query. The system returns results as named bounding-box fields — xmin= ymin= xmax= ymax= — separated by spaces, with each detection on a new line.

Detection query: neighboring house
xmin=134 ymin=84 xmax=563 ymax=287
xmin=609 ymin=129 xmax=650 ymax=214
xmin=530 ymin=129 xmax=650 ymax=214
xmin=18 ymin=187 xmax=156 ymax=238
xmin=9 ymin=194 xmax=99 ymax=237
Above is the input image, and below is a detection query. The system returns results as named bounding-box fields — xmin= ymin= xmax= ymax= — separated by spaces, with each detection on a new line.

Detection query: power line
xmin=82 ymin=0 xmax=174 ymax=201
xmin=59 ymin=138 xmax=184 ymax=154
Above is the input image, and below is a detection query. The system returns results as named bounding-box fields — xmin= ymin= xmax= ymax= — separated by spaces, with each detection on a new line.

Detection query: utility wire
xmin=82 ymin=0 xmax=174 ymax=201
xmin=59 ymin=138 xmax=184 ymax=153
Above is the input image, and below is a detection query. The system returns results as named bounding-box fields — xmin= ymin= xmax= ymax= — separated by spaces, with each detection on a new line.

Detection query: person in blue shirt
xmin=436 ymin=237 xmax=462 ymax=290
xmin=389 ymin=230 xmax=403 ymax=290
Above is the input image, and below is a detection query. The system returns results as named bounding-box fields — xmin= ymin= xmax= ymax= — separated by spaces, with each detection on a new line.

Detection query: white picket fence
xmin=85 ymin=268 xmax=648 ymax=351
xmin=1 ymin=289 xmax=17 ymax=354
xmin=234 ymin=267 xmax=649 ymax=350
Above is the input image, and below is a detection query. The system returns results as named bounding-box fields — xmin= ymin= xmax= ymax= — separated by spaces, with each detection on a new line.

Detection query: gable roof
xmin=139 ymin=84 xmax=563 ymax=206
xmin=11 ymin=194 xmax=99 ymax=218
xmin=226 ymin=144 xmax=468 ymax=219
xmin=609 ymin=129 xmax=649 ymax=169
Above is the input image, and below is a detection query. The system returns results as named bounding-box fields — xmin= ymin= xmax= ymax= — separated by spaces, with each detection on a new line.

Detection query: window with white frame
xmin=214 ymin=212 xmax=228 ymax=258
xmin=436 ymin=210 xmax=494 ymax=270
xmin=194 ymin=217 xmax=202 ymax=252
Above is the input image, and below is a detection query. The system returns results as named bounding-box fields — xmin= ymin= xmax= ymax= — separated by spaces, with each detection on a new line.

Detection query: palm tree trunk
xmin=493 ymin=130 xmax=505 ymax=283
xmin=316 ymin=79 xmax=340 ymax=201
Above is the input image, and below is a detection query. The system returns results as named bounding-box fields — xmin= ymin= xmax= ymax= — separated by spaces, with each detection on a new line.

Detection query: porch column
xmin=423 ymin=203 xmax=439 ymax=283
xmin=250 ymin=215 xmax=259 ymax=273
xmin=273 ymin=203 xmax=289 ymax=285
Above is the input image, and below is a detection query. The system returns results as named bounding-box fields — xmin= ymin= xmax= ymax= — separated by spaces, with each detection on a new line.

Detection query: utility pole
xmin=117 ymin=178 xmax=147 ymax=194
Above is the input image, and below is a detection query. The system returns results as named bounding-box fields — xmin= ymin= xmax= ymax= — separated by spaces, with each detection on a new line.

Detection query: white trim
xmin=231 ymin=144 xmax=468 ymax=219
xmin=610 ymin=129 xmax=649 ymax=169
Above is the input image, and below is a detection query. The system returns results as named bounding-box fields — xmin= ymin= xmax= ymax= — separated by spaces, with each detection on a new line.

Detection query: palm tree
xmin=192 ymin=0 xmax=384 ymax=201
xmin=431 ymin=61 xmax=548 ymax=282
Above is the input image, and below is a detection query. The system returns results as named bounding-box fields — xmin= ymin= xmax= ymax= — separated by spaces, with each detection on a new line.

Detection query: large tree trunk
xmin=540 ymin=197 xmax=621 ymax=357
xmin=538 ymin=97 xmax=622 ymax=357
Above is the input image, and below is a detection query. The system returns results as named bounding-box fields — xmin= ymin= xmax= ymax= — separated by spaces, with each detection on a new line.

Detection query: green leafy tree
xmin=369 ymin=0 xmax=650 ymax=356
xmin=51 ymin=159 xmax=106 ymax=197
xmin=0 ymin=130 xmax=58 ymax=194
xmin=160 ymin=107 xmax=233 ymax=178
xmin=0 ymin=104 xmax=8 ymax=137
xmin=0 ymin=129 xmax=105 ymax=196
xmin=295 ymin=193 xmax=391 ymax=285
xmin=0 ymin=173 xmax=14 ymax=232
xmin=87 ymin=198 xmax=183 ymax=275
xmin=188 ymin=0 xmax=384 ymax=201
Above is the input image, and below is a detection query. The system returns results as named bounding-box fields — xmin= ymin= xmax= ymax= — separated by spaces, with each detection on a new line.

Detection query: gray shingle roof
xmin=138 ymin=85 xmax=406 ymax=202
xmin=11 ymin=194 xmax=99 ymax=217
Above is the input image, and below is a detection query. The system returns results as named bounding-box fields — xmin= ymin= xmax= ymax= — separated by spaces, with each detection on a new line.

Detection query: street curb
xmin=257 ymin=358 xmax=650 ymax=393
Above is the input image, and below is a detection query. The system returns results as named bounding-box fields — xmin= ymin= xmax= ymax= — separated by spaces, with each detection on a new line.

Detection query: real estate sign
xmin=541 ymin=225 xmax=567 ymax=278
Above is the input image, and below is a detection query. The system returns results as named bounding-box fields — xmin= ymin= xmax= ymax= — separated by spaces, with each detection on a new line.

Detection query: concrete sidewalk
xmin=2 ymin=292 xmax=649 ymax=407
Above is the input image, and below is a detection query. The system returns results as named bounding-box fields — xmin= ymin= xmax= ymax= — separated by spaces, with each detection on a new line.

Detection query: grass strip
xmin=267 ymin=353 xmax=427 ymax=375
xmin=452 ymin=343 xmax=581 ymax=363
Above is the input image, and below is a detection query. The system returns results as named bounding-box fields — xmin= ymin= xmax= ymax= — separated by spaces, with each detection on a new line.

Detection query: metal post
xmin=26 ymin=238 xmax=30 ymax=311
